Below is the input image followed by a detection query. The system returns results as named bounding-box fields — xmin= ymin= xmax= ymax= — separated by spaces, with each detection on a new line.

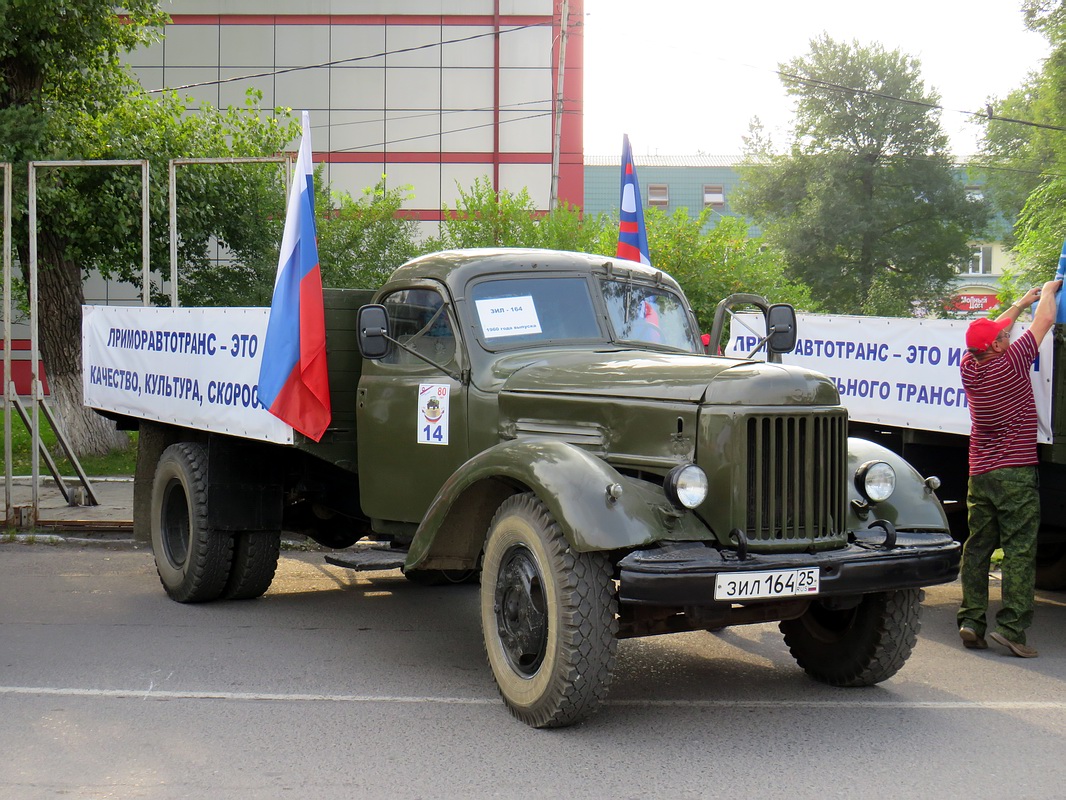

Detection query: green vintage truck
xmin=107 ymin=248 xmax=959 ymax=728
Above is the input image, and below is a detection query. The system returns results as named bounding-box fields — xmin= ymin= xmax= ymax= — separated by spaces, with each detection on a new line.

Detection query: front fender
xmin=406 ymin=439 xmax=711 ymax=570
xmin=848 ymin=437 xmax=948 ymax=531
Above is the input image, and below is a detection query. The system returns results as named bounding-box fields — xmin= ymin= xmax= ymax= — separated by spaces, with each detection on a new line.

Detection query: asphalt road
xmin=2 ymin=541 xmax=1065 ymax=800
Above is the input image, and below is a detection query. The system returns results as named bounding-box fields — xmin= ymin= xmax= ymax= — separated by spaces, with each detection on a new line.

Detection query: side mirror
xmin=357 ymin=304 xmax=392 ymax=360
xmin=766 ymin=303 xmax=797 ymax=354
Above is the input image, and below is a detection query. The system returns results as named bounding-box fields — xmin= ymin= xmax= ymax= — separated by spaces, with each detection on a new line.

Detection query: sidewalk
xmin=3 ymin=475 xmax=133 ymax=534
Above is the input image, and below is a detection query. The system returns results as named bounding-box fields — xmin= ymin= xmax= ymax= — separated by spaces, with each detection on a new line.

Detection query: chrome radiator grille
xmin=745 ymin=411 xmax=847 ymax=545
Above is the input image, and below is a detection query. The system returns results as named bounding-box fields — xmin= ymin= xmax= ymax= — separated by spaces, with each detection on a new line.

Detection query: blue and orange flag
xmin=258 ymin=111 xmax=331 ymax=441
xmin=616 ymin=134 xmax=651 ymax=265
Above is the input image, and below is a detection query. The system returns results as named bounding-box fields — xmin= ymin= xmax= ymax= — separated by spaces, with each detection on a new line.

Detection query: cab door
xmin=356 ymin=284 xmax=469 ymax=523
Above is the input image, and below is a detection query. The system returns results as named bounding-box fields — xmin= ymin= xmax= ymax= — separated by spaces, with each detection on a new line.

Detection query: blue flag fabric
xmin=616 ymin=134 xmax=651 ymax=265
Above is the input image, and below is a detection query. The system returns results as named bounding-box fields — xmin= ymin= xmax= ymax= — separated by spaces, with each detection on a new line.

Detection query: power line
xmin=312 ymin=99 xmax=554 ymax=134
xmin=332 ymin=110 xmax=557 ymax=152
xmin=143 ymin=21 xmax=552 ymax=95
xmin=774 ymin=68 xmax=1066 ymax=135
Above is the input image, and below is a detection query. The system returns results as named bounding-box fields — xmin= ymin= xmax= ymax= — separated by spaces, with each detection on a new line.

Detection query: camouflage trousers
xmin=957 ymin=465 xmax=1039 ymax=644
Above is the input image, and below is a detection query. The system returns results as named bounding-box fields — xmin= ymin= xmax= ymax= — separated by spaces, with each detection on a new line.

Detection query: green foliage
xmin=0 ymin=1 xmax=167 ymax=139
xmin=429 ymin=177 xmax=805 ymax=333
xmin=433 ymin=176 xmax=614 ymax=255
xmin=733 ymin=35 xmax=988 ymax=316
xmin=435 ymin=177 xmax=540 ymax=249
xmin=43 ymin=89 xmax=298 ymax=307
xmin=981 ymin=1 xmax=1066 ymax=288
xmin=0 ymin=2 xmax=299 ymax=308
xmin=643 ymin=209 xmax=815 ymax=331
xmin=316 ymin=178 xmax=422 ymax=288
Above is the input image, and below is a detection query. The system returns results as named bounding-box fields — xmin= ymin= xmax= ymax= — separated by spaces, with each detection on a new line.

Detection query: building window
xmin=647 ymin=184 xmax=669 ymax=206
xmin=703 ymin=184 xmax=725 ymax=208
xmin=965 ymin=245 xmax=993 ymax=275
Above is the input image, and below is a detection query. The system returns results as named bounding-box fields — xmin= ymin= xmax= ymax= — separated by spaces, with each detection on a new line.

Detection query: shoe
xmin=959 ymin=626 xmax=987 ymax=650
xmin=989 ymin=631 xmax=1038 ymax=658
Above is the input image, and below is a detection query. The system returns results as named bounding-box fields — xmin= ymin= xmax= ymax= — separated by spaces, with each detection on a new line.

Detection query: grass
xmin=1 ymin=412 xmax=138 ymax=477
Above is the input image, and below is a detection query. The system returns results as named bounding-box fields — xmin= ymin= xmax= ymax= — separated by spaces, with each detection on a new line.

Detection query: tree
xmin=733 ymin=35 xmax=988 ymax=316
xmin=980 ymin=1 xmax=1066 ymax=292
xmin=643 ymin=210 xmax=814 ymax=332
xmin=315 ymin=178 xmax=422 ymax=289
xmin=433 ymin=176 xmax=613 ymax=253
xmin=0 ymin=2 xmax=296 ymax=455
xmin=435 ymin=178 xmax=541 ymax=249
xmin=432 ymin=176 xmax=807 ymax=334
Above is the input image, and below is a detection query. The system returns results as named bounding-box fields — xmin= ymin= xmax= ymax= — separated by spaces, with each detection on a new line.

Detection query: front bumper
xmin=617 ymin=531 xmax=960 ymax=606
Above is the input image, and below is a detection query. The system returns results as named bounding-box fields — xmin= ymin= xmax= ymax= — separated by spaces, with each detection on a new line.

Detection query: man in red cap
xmin=957 ymin=278 xmax=1062 ymax=657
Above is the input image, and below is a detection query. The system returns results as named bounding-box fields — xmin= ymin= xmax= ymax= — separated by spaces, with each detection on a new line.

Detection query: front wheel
xmin=779 ymin=589 xmax=923 ymax=687
xmin=480 ymin=493 xmax=618 ymax=728
xmin=150 ymin=442 xmax=233 ymax=603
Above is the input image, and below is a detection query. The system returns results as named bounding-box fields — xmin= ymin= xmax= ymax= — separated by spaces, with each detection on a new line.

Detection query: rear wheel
xmin=480 ymin=493 xmax=617 ymax=728
xmin=150 ymin=443 xmax=232 ymax=603
xmin=779 ymin=589 xmax=922 ymax=686
xmin=224 ymin=531 xmax=281 ymax=600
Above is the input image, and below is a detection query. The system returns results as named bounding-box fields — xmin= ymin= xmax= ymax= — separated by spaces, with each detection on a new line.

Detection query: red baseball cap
xmin=966 ymin=316 xmax=1011 ymax=351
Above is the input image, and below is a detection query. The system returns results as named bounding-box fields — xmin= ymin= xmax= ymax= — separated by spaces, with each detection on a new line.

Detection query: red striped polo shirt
xmin=960 ymin=328 xmax=1039 ymax=476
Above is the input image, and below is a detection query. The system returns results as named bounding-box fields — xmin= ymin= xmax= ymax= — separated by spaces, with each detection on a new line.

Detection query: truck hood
xmin=497 ymin=350 xmax=839 ymax=406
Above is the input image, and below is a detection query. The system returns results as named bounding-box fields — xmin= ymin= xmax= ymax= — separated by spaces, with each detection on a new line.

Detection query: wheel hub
xmin=161 ymin=478 xmax=190 ymax=567
xmin=494 ymin=545 xmax=548 ymax=676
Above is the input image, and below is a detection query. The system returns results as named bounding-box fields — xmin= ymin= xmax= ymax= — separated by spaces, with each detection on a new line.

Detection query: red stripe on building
xmin=167 ymin=15 xmax=551 ymax=26
xmin=320 ymin=152 xmax=552 ymax=165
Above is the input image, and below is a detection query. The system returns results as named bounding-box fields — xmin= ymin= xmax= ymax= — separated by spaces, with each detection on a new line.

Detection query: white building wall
xmin=126 ymin=0 xmax=580 ymax=230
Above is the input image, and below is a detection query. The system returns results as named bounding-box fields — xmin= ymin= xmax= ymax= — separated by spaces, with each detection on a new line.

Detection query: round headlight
xmin=665 ymin=464 xmax=709 ymax=509
xmin=856 ymin=460 xmax=895 ymax=504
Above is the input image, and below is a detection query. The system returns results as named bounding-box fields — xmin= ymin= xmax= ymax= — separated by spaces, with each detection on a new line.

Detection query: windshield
xmin=468 ymin=274 xmax=701 ymax=353
xmin=470 ymin=276 xmax=603 ymax=345
xmin=601 ymin=279 xmax=701 ymax=352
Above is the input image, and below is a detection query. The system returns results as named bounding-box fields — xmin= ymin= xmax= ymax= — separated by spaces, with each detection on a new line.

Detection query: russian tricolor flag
xmin=616 ymin=134 xmax=651 ymax=265
xmin=258 ymin=111 xmax=331 ymax=442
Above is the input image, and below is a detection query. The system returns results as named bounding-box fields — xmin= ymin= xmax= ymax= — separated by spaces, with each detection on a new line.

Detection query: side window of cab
xmin=380 ymin=288 xmax=457 ymax=366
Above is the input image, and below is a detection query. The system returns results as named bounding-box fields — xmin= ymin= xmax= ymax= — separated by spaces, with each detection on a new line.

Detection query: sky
xmin=581 ymin=0 xmax=1050 ymax=158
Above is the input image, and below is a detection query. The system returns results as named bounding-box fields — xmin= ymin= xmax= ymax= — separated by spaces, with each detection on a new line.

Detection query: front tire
xmin=779 ymin=589 xmax=922 ymax=687
xmin=150 ymin=442 xmax=233 ymax=603
xmin=480 ymin=493 xmax=618 ymax=728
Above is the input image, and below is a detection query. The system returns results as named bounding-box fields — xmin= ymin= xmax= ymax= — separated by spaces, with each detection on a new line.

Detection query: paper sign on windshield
xmin=474 ymin=295 xmax=542 ymax=338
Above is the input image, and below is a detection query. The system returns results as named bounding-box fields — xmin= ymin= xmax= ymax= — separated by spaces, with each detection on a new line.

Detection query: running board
xmin=324 ymin=545 xmax=407 ymax=572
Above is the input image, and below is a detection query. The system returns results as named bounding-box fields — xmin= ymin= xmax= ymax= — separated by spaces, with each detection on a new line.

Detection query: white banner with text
xmin=82 ymin=305 xmax=294 ymax=444
xmin=725 ymin=313 xmax=1053 ymax=443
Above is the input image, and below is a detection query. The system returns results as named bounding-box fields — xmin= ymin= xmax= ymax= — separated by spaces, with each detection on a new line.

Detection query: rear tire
xmin=780 ymin=589 xmax=922 ymax=687
xmin=150 ymin=442 xmax=233 ymax=603
xmin=480 ymin=493 xmax=617 ymax=728
xmin=223 ymin=531 xmax=281 ymax=600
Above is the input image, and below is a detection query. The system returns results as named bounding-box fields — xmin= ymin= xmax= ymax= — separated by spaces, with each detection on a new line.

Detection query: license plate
xmin=714 ymin=568 xmax=820 ymax=601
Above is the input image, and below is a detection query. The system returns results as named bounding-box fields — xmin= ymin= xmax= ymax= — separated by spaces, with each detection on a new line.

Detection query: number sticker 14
xmin=417 ymin=383 xmax=450 ymax=446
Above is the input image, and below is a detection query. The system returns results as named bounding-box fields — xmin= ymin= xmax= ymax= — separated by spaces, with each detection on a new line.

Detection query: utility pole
xmin=549 ymin=0 xmax=571 ymax=210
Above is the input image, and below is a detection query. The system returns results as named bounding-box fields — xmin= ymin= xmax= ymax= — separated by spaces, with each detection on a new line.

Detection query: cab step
xmin=324 ymin=544 xmax=407 ymax=572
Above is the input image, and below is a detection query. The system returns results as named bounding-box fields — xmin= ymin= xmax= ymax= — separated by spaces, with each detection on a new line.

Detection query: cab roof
xmin=386 ymin=248 xmax=683 ymax=293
